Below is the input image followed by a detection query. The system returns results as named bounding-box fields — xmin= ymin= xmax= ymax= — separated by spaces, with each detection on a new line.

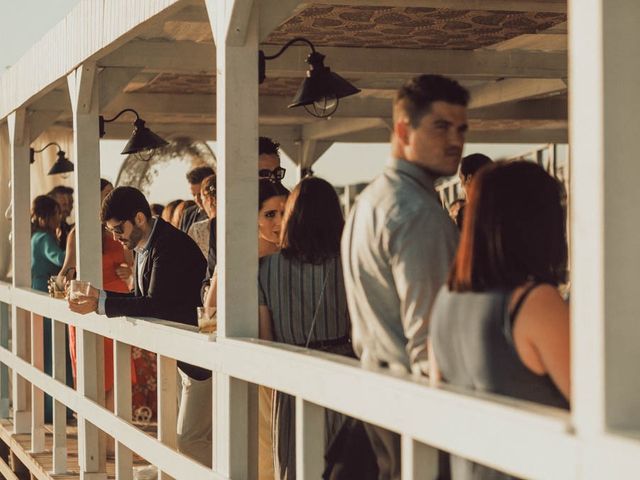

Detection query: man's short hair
xmin=460 ymin=153 xmax=492 ymax=178
xmin=394 ymin=74 xmax=470 ymax=128
xmin=186 ymin=166 xmax=215 ymax=185
xmin=101 ymin=186 xmax=151 ymax=223
xmin=259 ymin=136 xmax=280 ymax=159
xmin=47 ymin=185 xmax=74 ymax=197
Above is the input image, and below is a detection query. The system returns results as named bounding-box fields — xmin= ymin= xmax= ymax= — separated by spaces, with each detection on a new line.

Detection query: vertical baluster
xmin=30 ymin=313 xmax=45 ymax=452
xmin=0 ymin=302 xmax=10 ymax=418
xmin=52 ymin=319 xmax=67 ymax=474
xmin=295 ymin=397 xmax=325 ymax=480
xmin=401 ymin=436 xmax=438 ymax=480
xmin=157 ymin=355 xmax=177 ymax=480
xmin=114 ymin=340 xmax=132 ymax=480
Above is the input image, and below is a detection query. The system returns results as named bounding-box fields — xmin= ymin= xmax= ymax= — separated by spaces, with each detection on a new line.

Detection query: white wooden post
xmin=68 ymin=63 xmax=106 ymax=480
xmin=30 ymin=313 xmax=45 ymax=452
xmin=569 ymin=0 xmax=640 ymax=472
xmin=8 ymin=109 xmax=31 ymax=435
xmin=52 ymin=318 xmax=68 ymax=474
xmin=207 ymin=0 xmax=260 ymax=477
xmin=401 ymin=437 xmax=438 ymax=480
xmin=157 ymin=355 xmax=177 ymax=480
xmin=295 ymin=397 xmax=324 ymax=479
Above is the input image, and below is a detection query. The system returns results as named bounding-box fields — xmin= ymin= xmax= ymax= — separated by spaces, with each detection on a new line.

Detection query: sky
xmin=2 ymin=0 xmax=546 ymax=204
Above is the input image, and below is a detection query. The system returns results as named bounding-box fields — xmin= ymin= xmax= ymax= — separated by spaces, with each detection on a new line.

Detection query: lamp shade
xmin=48 ymin=151 xmax=74 ymax=176
xmin=288 ymin=51 xmax=360 ymax=111
xmin=121 ymin=118 xmax=168 ymax=155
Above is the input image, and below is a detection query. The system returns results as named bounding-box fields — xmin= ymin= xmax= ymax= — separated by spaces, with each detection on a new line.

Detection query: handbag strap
xmin=304 ymin=266 xmax=331 ymax=349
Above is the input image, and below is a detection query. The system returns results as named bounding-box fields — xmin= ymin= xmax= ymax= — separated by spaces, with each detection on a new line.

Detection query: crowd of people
xmin=29 ymin=74 xmax=570 ymax=480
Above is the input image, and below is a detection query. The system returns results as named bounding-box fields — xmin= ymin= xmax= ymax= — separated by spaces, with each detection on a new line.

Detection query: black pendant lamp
xmin=259 ymin=37 xmax=360 ymax=118
xmin=99 ymin=108 xmax=168 ymax=156
xmin=30 ymin=142 xmax=74 ymax=176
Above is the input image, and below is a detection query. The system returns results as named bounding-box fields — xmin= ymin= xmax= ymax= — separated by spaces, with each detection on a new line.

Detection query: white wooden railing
xmin=0 ymin=279 xmax=631 ymax=480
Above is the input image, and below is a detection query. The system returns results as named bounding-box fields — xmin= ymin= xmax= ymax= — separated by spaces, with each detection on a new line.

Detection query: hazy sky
xmin=3 ymin=0 xmax=545 ymax=203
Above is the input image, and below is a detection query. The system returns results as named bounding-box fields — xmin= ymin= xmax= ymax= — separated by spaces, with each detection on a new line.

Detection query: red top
xmin=102 ymin=233 xmax=130 ymax=293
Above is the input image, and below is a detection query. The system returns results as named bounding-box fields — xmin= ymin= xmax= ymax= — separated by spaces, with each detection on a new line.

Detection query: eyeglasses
xmin=105 ymin=221 xmax=127 ymax=235
xmin=258 ymin=167 xmax=286 ymax=181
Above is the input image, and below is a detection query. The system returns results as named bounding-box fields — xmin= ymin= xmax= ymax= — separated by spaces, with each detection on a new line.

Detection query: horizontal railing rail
xmin=0 ymin=281 xmax=587 ymax=478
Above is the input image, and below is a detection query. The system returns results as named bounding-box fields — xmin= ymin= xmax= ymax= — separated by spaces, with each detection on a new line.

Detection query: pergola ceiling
xmin=29 ymin=0 xmax=569 ymax=151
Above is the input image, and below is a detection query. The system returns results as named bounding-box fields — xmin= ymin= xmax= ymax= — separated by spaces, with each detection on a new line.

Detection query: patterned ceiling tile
xmin=265 ymin=5 xmax=566 ymax=50
xmin=127 ymin=73 xmax=315 ymax=97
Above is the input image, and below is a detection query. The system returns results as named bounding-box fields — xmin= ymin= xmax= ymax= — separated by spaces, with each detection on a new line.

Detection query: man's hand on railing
xmin=68 ymin=285 xmax=99 ymax=315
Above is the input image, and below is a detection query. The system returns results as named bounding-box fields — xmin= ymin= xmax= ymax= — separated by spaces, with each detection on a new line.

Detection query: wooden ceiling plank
xmin=100 ymin=40 xmax=567 ymax=80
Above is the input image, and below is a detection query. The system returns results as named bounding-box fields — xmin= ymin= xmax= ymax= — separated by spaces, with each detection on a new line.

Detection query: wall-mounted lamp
xmin=99 ymin=108 xmax=168 ymax=159
xmin=259 ymin=37 xmax=361 ymax=118
xmin=30 ymin=142 xmax=74 ymax=177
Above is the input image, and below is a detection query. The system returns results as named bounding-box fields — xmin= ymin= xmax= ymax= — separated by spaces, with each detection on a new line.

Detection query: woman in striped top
xmin=258 ymin=176 xmax=353 ymax=479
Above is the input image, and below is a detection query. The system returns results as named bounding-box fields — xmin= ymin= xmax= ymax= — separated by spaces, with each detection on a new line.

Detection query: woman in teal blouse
xmin=31 ymin=194 xmax=68 ymax=423
xmin=31 ymin=195 xmax=65 ymax=292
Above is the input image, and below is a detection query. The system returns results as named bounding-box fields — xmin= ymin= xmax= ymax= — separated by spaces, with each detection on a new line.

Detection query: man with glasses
xmin=67 ymin=186 xmax=212 ymax=467
xmin=258 ymin=136 xmax=286 ymax=182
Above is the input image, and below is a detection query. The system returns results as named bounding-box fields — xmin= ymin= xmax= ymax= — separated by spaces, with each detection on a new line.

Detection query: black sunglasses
xmin=258 ymin=167 xmax=286 ymax=181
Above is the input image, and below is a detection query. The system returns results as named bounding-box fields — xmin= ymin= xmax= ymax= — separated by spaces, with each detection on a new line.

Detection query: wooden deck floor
xmin=0 ymin=418 xmax=154 ymax=480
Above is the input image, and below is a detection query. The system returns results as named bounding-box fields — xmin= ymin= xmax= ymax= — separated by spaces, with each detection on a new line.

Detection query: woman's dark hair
xmin=100 ymin=178 xmax=113 ymax=192
xmin=31 ymin=195 xmax=60 ymax=234
xmin=449 ymin=161 xmax=567 ymax=291
xmin=280 ymin=177 xmax=344 ymax=264
xmin=162 ymin=199 xmax=182 ymax=224
xmin=259 ymin=179 xmax=289 ymax=211
xmin=100 ymin=186 xmax=151 ymax=223
xmin=460 ymin=153 xmax=492 ymax=179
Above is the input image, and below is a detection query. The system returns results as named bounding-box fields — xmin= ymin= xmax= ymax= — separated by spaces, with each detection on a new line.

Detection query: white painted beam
xmin=101 ymin=40 xmax=567 ymax=79
xmin=259 ymin=0 xmax=305 ymax=42
xmin=98 ymin=67 xmax=143 ymax=111
xmin=469 ymin=79 xmax=567 ymax=109
xmin=302 ymin=118 xmax=389 ymax=141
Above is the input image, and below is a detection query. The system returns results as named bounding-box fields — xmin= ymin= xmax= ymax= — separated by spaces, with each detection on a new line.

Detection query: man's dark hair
xmin=460 ymin=153 xmax=492 ymax=179
xmin=449 ymin=161 xmax=567 ymax=291
xmin=47 ymin=185 xmax=74 ymax=197
xmin=186 ymin=166 xmax=215 ymax=185
xmin=259 ymin=136 xmax=280 ymax=159
xmin=150 ymin=203 xmax=164 ymax=217
xmin=280 ymin=177 xmax=344 ymax=264
xmin=394 ymin=74 xmax=469 ymax=128
xmin=101 ymin=186 xmax=151 ymax=223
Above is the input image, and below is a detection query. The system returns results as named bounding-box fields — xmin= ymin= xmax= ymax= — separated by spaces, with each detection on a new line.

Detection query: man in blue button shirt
xmin=342 ymin=75 xmax=469 ymax=478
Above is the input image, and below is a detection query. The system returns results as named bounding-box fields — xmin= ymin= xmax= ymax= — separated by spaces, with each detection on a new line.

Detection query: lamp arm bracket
xmin=32 ymin=142 xmax=62 ymax=154
xmin=101 ymin=108 xmax=140 ymax=124
xmin=263 ymin=37 xmax=316 ymax=60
